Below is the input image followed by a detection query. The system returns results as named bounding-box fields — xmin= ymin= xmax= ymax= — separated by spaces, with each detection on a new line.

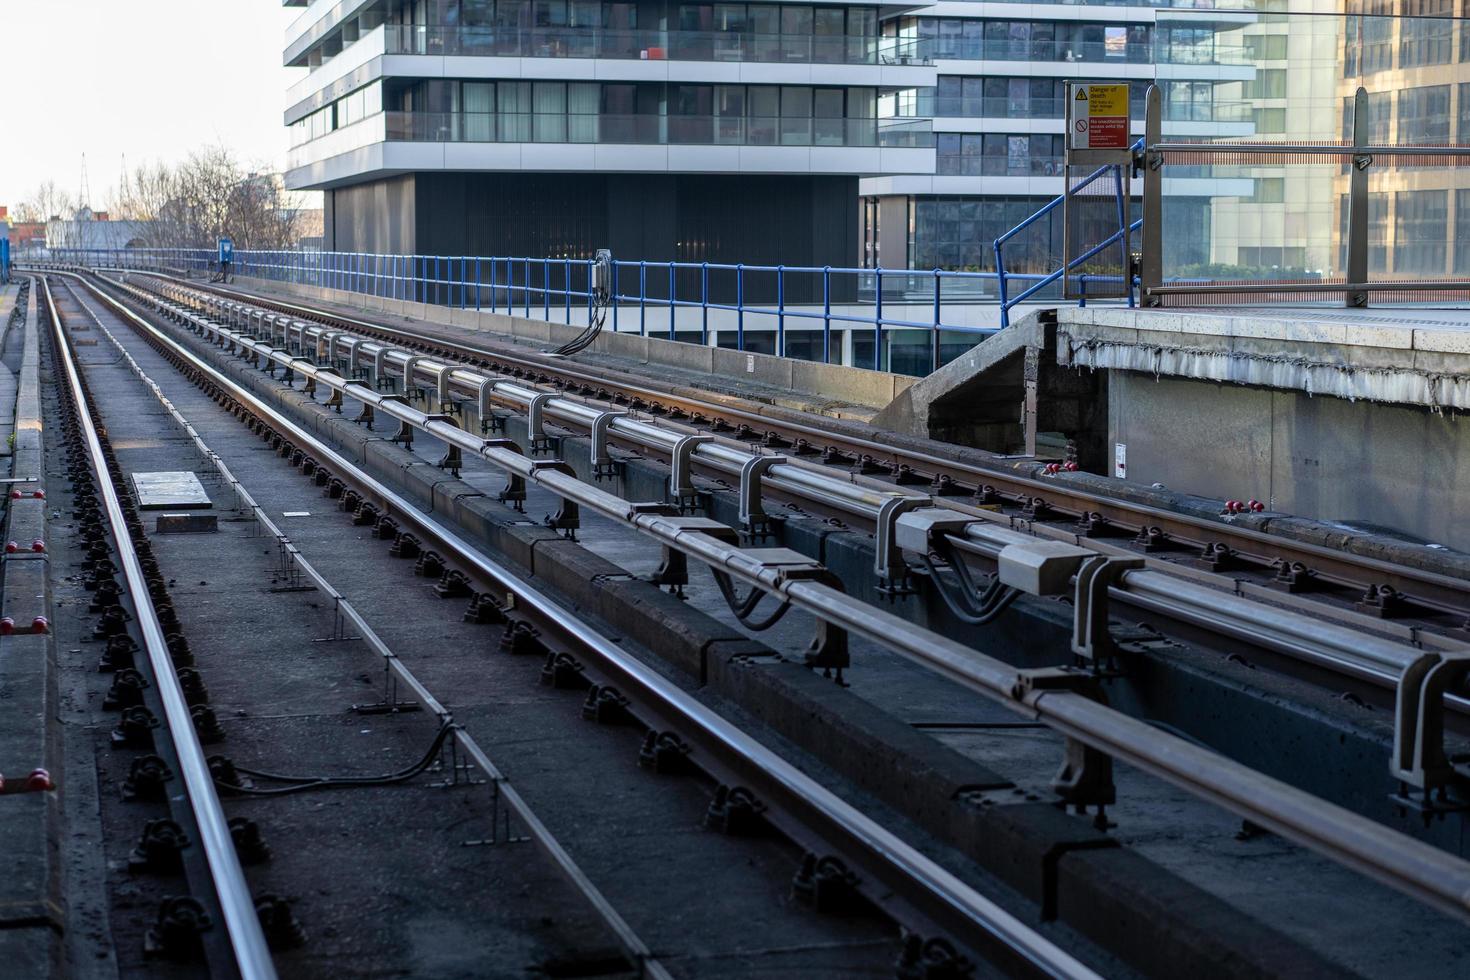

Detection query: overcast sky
xmin=2 ymin=1 xmax=307 ymax=211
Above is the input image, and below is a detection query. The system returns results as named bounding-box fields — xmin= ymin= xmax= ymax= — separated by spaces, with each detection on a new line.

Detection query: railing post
xmin=476 ymin=258 xmax=482 ymax=311
xmin=931 ymin=268 xmax=942 ymax=373
xmin=638 ymin=261 xmax=647 ymax=336
xmin=460 ymin=257 xmax=467 ymax=309
xmin=776 ymin=266 xmax=786 ymax=357
xmin=543 ymin=257 xmax=551 ymax=320
xmin=564 ymin=257 xmax=572 ymax=323
xmin=524 ymin=257 xmax=531 ymax=318
xmin=822 ymin=266 xmax=833 ymax=363
xmin=700 ymin=263 xmax=709 ymax=345
xmin=1346 ymin=85 xmax=1370 ymax=308
xmin=736 ymin=264 xmax=745 ymax=351
xmin=995 ymin=244 xmax=1010 ymax=329
xmin=874 ymin=266 xmax=884 ymax=371
xmin=668 ymin=263 xmax=677 ymax=341
xmin=1140 ymin=83 xmax=1163 ymax=306
xmin=612 ymin=262 xmax=620 ymax=332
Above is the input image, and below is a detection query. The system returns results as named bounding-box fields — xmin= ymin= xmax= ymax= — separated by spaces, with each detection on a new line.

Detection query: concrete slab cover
xmin=131 ymin=471 xmax=212 ymax=509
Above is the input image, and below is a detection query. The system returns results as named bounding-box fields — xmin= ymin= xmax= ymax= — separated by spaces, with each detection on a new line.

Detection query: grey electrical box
xmin=998 ymin=540 xmax=1093 ymax=596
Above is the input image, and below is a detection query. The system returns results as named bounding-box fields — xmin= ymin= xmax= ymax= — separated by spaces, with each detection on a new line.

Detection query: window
xmin=1395 ymin=190 xmax=1448 ymax=275
xmin=1456 ymin=190 xmax=1470 ymax=274
xmin=1252 ymin=178 xmax=1284 ymax=204
xmin=1400 ymin=0 xmax=1453 ymax=68
xmin=1399 ymin=85 xmax=1450 ymax=144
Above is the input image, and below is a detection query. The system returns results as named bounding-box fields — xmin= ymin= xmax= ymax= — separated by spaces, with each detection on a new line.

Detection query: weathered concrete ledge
xmin=1058 ymin=305 xmax=1470 ymax=411
xmin=150 ymin=298 xmax=1345 ymax=979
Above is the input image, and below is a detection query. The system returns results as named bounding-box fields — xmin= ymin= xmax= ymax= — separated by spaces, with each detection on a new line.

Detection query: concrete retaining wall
xmin=227 ymin=275 xmax=916 ymax=412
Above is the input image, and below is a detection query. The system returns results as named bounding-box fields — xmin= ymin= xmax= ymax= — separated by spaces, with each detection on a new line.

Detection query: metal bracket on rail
xmin=481 ymin=438 xmax=528 ymax=510
xmin=399 ymin=355 xmax=426 ymax=400
xmin=646 ymin=515 xmax=739 ymax=596
xmin=473 ymin=376 xmax=504 ymax=434
xmin=320 ymin=330 xmax=342 ymax=364
xmin=372 ymin=347 xmax=399 ymax=390
xmin=318 ymin=368 xmax=345 ymax=412
xmin=376 ymin=395 xmax=414 ymax=447
xmin=1072 ymin=555 xmax=1145 ymax=673
xmin=430 ymin=363 xmax=455 ymax=414
xmin=745 ymin=549 xmax=849 ymax=681
xmin=590 ymin=411 xmax=629 ymax=481
xmin=527 ymin=393 xmax=556 ymax=455
xmin=343 ymin=337 xmax=367 ymax=379
xmin=738 ymin=454 xmax=787 ymax=541
xmin=260 ymin=347 xmax=283 ymax=377
xmin=1011 ymin=666 xmax=1116 ymax=828
xmin=669 ymin=434 xmax=712 ymax=513
xmin=528 ymin=460 xmax=580 ymax=538
xmin=424 ymin=415 xmax=463 ymax=477
xmin=1391 ymin=650 xmax=1470 ymax=815
xmin=872 ymin=496 xmax=928 ymax=598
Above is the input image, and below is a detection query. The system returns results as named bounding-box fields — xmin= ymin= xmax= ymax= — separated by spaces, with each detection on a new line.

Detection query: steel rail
xmin=71 ymin=270 xmax=1101 ymax=980
xmin=58 ymin=281 xmax=676 ymax=980
xmin=42 ymin=278 xmax=280 ymax=980
xmin=949 ymin=528 xmax=1466 ymax=706
xmin=137 ymin=272 xmax=1470 ymax=625
xmin=86 ymin=270 xmax=1470 ymax=925
xmin=134 ymin=274 xmax=1469 ymax=681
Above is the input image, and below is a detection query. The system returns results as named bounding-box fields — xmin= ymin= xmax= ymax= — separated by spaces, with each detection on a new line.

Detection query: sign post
xmin=1062 ymin=81 xmax=1133 ymax=300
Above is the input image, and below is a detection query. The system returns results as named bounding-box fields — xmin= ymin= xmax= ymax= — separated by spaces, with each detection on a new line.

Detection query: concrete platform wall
xmin=1111 ymin=371 xmax=1470 ymax=551
xmin=226 ymin=274 xmax=916 ymax=411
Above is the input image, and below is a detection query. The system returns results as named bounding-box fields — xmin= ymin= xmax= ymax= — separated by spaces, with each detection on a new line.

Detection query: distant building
xmin=45 ymin=207 xmax=151 ymax=251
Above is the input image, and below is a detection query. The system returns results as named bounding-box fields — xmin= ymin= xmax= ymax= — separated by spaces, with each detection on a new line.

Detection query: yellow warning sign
xmin=1086 ymin=84 xmax=1128 ymax=117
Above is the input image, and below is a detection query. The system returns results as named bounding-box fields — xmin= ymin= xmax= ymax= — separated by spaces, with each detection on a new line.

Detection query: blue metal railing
xmin=994 ymin=138 xmax=1143 ymax=329
xmin=40 ymin=239 xmax=1131 ymax=375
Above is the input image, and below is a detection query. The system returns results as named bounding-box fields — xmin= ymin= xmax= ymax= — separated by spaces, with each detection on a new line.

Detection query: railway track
xmin=66 ymin=269 xmax=1470 ymax=905
xmin=34 ymin=266 xmax=1470 ymax=977
xmin=88 ymin=271 xmax=1468 ymax=727
xmin=140 ymin=272 xmax=1470 ymax=644
xmin=44 ymin=273 xmax=1105 ymax=977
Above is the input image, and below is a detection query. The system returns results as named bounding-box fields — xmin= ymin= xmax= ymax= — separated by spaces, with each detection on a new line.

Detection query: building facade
xmin=283 ymin=2 xmax=1463 ymax=290
xmin=283 ymin=0 xmax=937 ymax=293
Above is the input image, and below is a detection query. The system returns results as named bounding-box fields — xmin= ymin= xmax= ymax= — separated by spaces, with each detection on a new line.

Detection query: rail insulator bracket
xmin=1391 ymin=650 xmax=1470 ymax=816
xmin=705 ymin=785 xmax=767 ymax=836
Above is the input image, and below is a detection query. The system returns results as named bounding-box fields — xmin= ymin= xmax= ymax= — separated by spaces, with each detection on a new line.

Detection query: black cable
xmin=918 ymin=542 xmax=1023 ymax=626
xmin=711 ymin=570 xmax=794 ymax=631
xmin=216 ymin=720 xmax=460 ymax=797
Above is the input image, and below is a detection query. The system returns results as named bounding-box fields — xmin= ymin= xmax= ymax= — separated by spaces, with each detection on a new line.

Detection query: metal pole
xmin=873 ymin=267 xmax=884 ymax=371
xmin=668 ymin=263 xmax=676 ymax=341
xmin=1140 ymin=84 xmax=1163 ymax=305
xmin=1346 ymin=86 xmax=1370 ymax=308
xmin=736 ymin=264 xmax=745 ymax=351
xmin=639 ymin=262 xmax=647 ymax=336
xmin=777 ymin=266 xmax=786 ymax=357
xmin=822 ymin=266 xmax=832 ymax=364
xmin=930 ymin=269 xmax=941 ymax=373
xmin=700 ymin=263 xmax=709 ymax=345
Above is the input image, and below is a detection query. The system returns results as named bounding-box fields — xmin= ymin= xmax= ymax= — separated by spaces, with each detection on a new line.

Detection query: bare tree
xmin=110 ymin=144 xmax=307 ymax=250
xmin=13 ymin=180 xmax=77 ymax=223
